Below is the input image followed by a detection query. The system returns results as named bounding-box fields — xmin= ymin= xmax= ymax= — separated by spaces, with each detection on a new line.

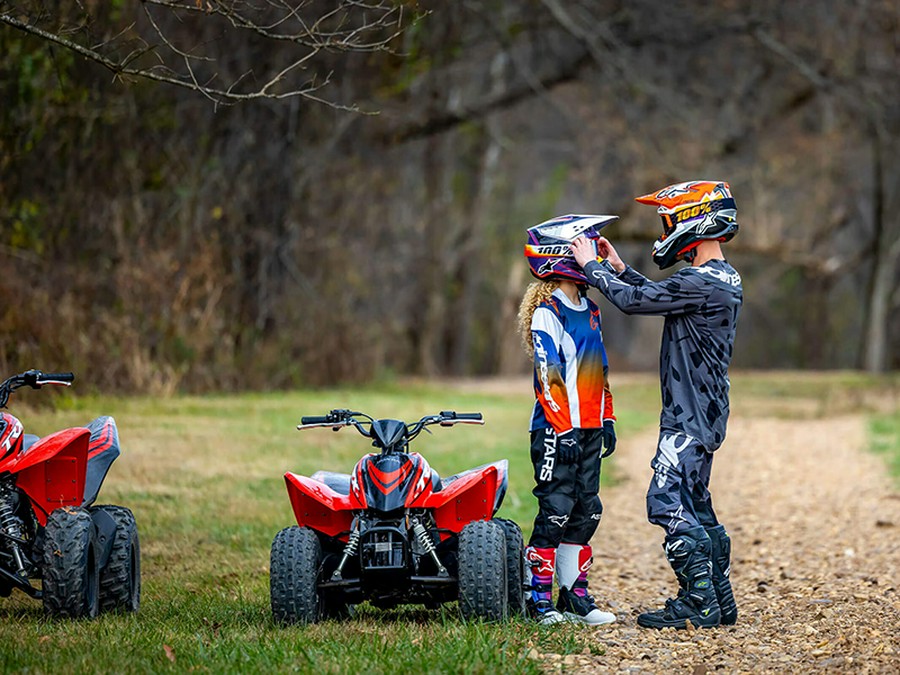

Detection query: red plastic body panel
xmin=285 ymin=472 xmax=356 ymax=542
xmin=403 ymin=453 xmax=436 ymax=507
xmin=12 ymin=428 xmax=89 ymax=526
xmin=0 ymin=412 xmax=24 ymax=471
xmin=422 ymin=464 xmax=501 ymax=539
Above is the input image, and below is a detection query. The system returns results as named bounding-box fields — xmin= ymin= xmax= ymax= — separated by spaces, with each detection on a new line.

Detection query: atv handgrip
xmin=300 ymin=415 xmax=331 ymax=425
xmin=40 ymin=372 xmax=75 ymax=383
xmin=454 ymin=413 xmax=482 ymax=421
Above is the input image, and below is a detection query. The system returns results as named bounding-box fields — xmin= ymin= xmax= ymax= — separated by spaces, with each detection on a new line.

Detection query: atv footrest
xmin=0 ymin=564 xmax=41 ymax=598
xmin=409 ymin=575 xmax=456 ymax=585
xmin=319 ymin=578 xmax=360 ymax=589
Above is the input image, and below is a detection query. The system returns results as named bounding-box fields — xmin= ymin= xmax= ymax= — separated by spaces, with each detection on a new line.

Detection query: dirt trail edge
xmin=561 ymin=414 xmax=900 ymax=673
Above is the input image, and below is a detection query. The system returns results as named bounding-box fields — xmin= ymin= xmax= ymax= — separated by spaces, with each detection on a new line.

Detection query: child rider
xmin=519 ymin=214 xmax=619 ymax=626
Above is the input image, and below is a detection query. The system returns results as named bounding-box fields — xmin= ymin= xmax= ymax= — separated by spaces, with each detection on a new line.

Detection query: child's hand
xmin=556 ymin=430 xmax=581 ymax=464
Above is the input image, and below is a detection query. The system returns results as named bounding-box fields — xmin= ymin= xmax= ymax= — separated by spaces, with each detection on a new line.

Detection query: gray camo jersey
xmin=583 ymin=258 xmax=742 ymax=451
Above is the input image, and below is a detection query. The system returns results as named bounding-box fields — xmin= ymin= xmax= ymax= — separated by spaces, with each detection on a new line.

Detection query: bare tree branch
xmin=539 ymin=0 xmax=693 ymax=123
xmin=0 ymin=1 xmax=415 ymax=107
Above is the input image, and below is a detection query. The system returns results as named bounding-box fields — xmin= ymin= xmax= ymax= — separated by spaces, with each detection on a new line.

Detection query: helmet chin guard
xmin=524 ymin=214 xmax=618 ymax=282
xmin=636 ymin=181 xmax=738 ymax=269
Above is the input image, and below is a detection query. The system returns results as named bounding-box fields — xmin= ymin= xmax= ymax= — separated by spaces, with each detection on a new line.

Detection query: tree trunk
xmin=862 ymin=130 xmax=900 ymax=373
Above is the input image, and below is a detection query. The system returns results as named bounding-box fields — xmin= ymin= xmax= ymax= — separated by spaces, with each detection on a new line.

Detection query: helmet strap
xmin=678 ymin=241 xmax=703 ymax=263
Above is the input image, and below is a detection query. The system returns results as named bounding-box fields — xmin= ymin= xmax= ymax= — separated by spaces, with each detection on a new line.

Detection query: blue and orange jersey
xmin=530 ymin=288 xmax=615 ymax=433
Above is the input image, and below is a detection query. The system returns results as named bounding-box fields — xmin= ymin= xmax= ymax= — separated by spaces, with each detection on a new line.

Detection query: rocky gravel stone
xmin=540 ymin=414 xmax=900 ymax=673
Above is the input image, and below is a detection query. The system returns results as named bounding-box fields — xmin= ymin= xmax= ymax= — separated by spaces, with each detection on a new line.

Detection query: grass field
xmin=870 ymin=412 xmax=900 ymax=483
xmin=0 ymin=373 xmax=896 ymax=673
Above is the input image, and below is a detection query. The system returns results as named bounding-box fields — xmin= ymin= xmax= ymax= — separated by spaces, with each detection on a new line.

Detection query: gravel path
xmin=549 ymin=414 xmax=900 ymax=673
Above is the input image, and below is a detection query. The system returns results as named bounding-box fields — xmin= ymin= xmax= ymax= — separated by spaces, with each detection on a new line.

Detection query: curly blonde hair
xmin=517 ymin=280 xmax=560 ymax=357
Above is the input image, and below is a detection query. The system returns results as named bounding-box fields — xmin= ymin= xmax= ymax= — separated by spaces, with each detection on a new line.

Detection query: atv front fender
xmin=13 ymin=428 xmax=89 ymax=525
xmin=284 ymin=473 xmax=355 ymax=541
xmin=423 ymin=460 xmax=508 ymax=539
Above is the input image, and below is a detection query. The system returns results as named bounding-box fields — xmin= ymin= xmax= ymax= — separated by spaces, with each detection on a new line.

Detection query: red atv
xmin=0 ymin=369 xmax=140 ymax=618
xmin=270 ymin=409 xmax=526 ymax=624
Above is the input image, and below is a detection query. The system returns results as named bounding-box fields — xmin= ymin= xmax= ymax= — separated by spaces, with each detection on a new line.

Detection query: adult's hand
xmin=594 ymin=237 xmax=626 ymax=273
xmin=570 ymin=236 xmax=598 ymax=268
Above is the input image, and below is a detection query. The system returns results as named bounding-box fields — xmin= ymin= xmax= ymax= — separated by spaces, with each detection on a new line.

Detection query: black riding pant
xmin=528 ymin=427 xmax=604 ymax=548
xmin=646 ymin=429 xmax=719 ymax=535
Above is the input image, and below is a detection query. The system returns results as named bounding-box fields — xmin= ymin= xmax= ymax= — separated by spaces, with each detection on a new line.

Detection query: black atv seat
xmin=21 ymin=434 xmax=39 ymax=453
xmin=312 ymin=471 xmax=352 ymax=495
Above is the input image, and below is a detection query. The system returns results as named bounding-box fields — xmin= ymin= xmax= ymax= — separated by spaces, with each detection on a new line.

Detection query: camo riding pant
xmin=528 ymin=427 xmax=604 ymax=548
xmin=646 ymin=429 xmax=719 ymax=535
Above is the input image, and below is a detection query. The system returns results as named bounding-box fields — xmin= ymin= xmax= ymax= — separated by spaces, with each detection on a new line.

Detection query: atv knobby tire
xmin=270 ymin=526 xmax=322 ymax=624
xmin=91 ymin=505 xmax=140 ymax=613
xmin=457 ymin=520 xmax=508 ymax=621
xmin=41 ymin=507 xmax=100 ymax=619
xmin=494 ymin=518 xmax=527 ymax=617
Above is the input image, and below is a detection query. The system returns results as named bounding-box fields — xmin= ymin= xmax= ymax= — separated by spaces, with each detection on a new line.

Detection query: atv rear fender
xmin=284 ymin=472 xmax=355 ymax=541
xmin=13 ymin=428 xmax=89 ymax=526
xmin=423 ymin=460 xmax=508 ymax=539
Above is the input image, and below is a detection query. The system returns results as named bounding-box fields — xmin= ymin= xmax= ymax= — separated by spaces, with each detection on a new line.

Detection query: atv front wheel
xmin=457 ymin=520 xmax=507 ymax=621
xmin=91 ymin=505 xmax=140 ymax=613
xmin=494 ymin=518 xmax=527 ymax=617
xmin=270 ymin=526 xmax=322 ymax=624
xmin=41 ymin=507 xmax=100 ymax=619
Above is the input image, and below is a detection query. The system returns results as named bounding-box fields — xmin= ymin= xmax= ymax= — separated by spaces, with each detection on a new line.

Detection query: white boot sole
xmin=537 ymin=610 xmax=568 ymax=626
xmin=564 ymin=609 xmax=616 ymax=626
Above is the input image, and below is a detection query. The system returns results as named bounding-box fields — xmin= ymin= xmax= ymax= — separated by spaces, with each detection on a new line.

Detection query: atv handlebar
xmin=0 ymin=369 xmax=75 ymax=408
xmin=40 ymin=372 xmax=75 ymax=384
xmin=438 ymin=410 xmax=483 ymax=425
xmin=296 ymin=410 xmax=484 ymax=440
xmin=299 ymin=415 xmax=331 ymax=425
xmin=299 ymin=409 xmax=362 ymax=427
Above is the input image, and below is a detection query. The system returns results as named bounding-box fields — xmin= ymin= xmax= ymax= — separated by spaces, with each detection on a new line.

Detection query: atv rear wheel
xmin=457 ymin=520 xmax=507 ymax=621
xmin=41 ymin=507 xmax=100 ymax=619
xmin=494 ymin=518 xmax=527 ymax=617
xmin=270 ymin=526 xmax=322 ymax=624
xmin=91 ymin=505 xmax=140 ymax=613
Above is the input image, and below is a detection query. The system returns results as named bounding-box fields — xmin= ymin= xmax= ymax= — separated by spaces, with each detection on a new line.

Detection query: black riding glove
xmin=556 ymin=429 xmax=580 ymax=464
xmin=600 ymin=419 xmax=617 ymax=458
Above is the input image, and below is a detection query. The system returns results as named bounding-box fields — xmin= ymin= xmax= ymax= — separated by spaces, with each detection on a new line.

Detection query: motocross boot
xmin=525 ymin=546 xmax=565 ymax=625
xmin=706 ymin=524 xmax=737 ymax=625
xmin=637 ymin=527 xmax=721 ymax=629
xmin=555 ymin=543 xmax=615 ymax=625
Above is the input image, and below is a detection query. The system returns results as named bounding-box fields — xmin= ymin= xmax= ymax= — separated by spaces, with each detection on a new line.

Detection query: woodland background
xmin=1 ymin=0 xmax=898 ymax=394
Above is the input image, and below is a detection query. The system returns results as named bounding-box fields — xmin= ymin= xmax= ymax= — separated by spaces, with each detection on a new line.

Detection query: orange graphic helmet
xmin=636 ymin=181 xmax=738 ymax=269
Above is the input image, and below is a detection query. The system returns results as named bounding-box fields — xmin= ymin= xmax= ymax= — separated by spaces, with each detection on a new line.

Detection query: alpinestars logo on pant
xmin=653 ymin=433 xmax=691 ymax=488
xmin=666 ymin=504 xmax=687 ymax=534
xmin=540 ymin=428 xmax=556 ymax=482
xmin=547 ymin=514 xmax=569 ymax=528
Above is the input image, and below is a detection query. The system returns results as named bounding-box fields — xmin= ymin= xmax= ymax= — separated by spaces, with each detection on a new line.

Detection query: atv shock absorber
xmin=0 ymin=483 xmax=28 ymax=577
xmin=411 ymin=516 xmax=448 ymax=577
xmin=331 ymin=518 xmax=361 ymax=581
